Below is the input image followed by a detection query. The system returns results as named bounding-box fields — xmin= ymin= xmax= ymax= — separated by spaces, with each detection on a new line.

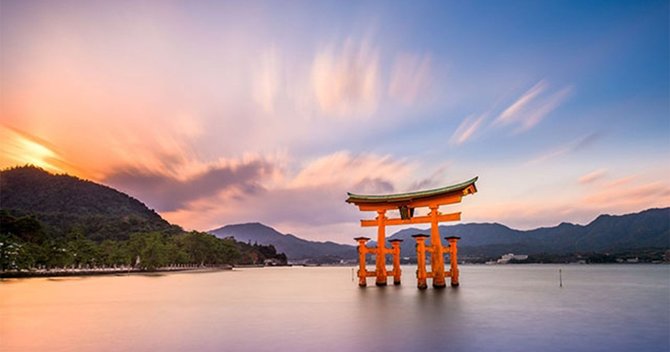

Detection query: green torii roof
xmin=346 ymin=176 xmax=478 ymax=205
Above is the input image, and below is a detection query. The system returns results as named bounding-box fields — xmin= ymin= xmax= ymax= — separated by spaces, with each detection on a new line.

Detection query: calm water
xmin=1 ymin=265 xmax=668 ymax=352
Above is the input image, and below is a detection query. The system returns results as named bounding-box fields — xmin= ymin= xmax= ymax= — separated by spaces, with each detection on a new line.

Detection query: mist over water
xmin=1 ymin=265 xmax=668 ymax=352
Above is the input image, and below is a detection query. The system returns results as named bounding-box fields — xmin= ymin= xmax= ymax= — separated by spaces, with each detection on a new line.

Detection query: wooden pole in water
xmin=390 ymin=239 xmax=403 ymax=285
xmin=446 ymin=236 xmax=461 ymax=287
xmin=559 ymin=268 xmax=563 ymax=288
xmin=354 ymin=237 xmax=370 ymax=287
xmin=375 ymin=210 xmax=388 ymax=286
xmin=429 ymin=206 xmax=446 ymax=288
xmin=412 ymin=234 xmax=429 ymax=289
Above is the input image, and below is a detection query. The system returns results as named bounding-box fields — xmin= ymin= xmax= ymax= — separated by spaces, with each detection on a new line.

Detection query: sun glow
xmin=0 ymin=125 xmax=65 ymax=173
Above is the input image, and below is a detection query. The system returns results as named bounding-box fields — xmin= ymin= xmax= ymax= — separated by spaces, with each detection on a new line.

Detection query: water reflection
xmin=1 ymin=265 xmax=668 ymax=352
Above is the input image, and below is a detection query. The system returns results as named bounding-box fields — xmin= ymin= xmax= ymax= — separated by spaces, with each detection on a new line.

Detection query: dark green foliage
xmin=0 ymin=166 xmax=288 ymax=272
xmin=0 ymin=166 xmax=180 ymax=241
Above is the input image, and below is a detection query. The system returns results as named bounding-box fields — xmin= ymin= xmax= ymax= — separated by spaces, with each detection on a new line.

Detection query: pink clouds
xmin=583 ymin=177 xmax=670 ymax=209
xmin=154 ymin=151 xmax=428 ymax=242
xmin=388 ymin=53 xmax=433 ymax=106
xmin=495 ymin=80 xmax=572 ymax=133
xmin=311 ymin=38 xmax=381 ymax=117
xmin=449 ymin=79 xmax=573 ymax=148
xmin=250 ymin=37 xmax=437 ymax=120
xmin=461 ymin=171 xmax=670 ymax=230
xmin=449 ymin=113 xmax=486 ymax=145
xmin=289 ymin=151 xmax=412 ymax=190
xmin=103 ymin=158 xmax=275 ymax=212
xmin=579 ymin=169 xmax=608 ymax=184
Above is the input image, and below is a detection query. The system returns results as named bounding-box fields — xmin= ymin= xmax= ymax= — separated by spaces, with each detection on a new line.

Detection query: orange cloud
xmin=0 ymin=124 xmax=86 ymax=176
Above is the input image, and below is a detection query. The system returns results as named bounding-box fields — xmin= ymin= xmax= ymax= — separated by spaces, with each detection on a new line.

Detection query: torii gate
xmin=346 ymin=177 xmax=478 ymax=289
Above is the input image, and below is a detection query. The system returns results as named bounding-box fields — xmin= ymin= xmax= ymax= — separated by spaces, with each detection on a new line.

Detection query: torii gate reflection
xmin=346 ymin=177 xmax=478 ymax=289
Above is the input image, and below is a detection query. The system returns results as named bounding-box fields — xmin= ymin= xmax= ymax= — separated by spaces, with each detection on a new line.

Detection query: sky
xmin=1 ymin=0 xmax=669 ymax=243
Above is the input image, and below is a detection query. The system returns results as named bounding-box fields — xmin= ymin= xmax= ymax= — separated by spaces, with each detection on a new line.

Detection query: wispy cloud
xmin=495 ymin=80 xmax=572 ymax=133
xmin=388 ymin=53 xmax=432 ymax=106
xmin=583 ymin=180 xmax=670 ymax=209
xmin=528 ymin=132 xmax=600 ymax=164
xmin=289 ymin=151 xmax=412 ymax=190
xmin=252 ymin=47 xmax=282 ymax=114
xmin=311 ymin=38 xmax=380 ymax=117
xmin=496 ymin=80 xmax=547 ymax=125
xmin=449 ymin=113 xmax=487 ymax=145
xmin=578 ymin=169 xmax=607 ymax=184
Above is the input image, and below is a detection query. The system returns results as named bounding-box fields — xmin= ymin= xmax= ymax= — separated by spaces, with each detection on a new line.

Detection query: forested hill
xmin=0 ymin=165 xmax=178 ymax=241
xmin=0 ymin=166 xmax=288 ymax=272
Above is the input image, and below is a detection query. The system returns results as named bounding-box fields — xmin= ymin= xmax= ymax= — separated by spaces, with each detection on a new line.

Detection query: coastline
xmin=0 ymin=265 xmax=233 ymax=279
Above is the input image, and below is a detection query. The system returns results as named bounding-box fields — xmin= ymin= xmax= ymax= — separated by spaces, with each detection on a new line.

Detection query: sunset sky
xmin=1 ymin=0 xmax=668 ymax=242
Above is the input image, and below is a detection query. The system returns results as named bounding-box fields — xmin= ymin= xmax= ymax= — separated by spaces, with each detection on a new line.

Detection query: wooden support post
xmin=389 ymin=239 xmax=403 ymax=285
xmin=446 ymin=236 xmax=461 ymax=287
xmin=374 ymin=210 xmax=388 ymax=286
xmin=354 ymin=237 xmax=370 ymax=287
xmin=429 ymin=206 xmax=446 ymax=288
xmin=412 ymin=234 xmax=429 ymax=289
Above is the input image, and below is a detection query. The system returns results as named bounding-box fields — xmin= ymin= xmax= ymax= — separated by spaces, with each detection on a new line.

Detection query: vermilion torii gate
xmin=346 ymin=177 xmax=478 ymax=289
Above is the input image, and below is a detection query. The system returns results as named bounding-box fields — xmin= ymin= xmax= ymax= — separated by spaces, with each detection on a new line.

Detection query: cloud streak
xmin=449 ymin=114 xmax=486 ymax=145
xmin=311 ymin=38 xmax=380 ymax=117
xmin=388 ymin=53 xmax=433 ymax=106
xmin=579 ymin=169 xmax=607 ymax=184
xmin=528 ymin=132 xmax=600 ymax=164
xmin=495 ymin=80 xmax=572 ymax=133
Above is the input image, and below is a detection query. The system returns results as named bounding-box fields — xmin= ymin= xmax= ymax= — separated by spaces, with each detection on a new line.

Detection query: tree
xmin=129 ymin=232 xmax=168 ymax=270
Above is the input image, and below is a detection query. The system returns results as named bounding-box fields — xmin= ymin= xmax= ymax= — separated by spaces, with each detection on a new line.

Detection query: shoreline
xmin=3 ymin=262 xmax=664 ymax=279
xmin=0 ymin=265 xmax=233 ymax=279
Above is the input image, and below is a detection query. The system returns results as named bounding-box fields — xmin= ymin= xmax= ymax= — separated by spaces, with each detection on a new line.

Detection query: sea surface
xmin=1 ymin=265 xmax=668 ymax=352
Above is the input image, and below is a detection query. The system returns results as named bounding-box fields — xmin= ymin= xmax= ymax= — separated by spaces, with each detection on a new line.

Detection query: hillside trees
xmin=0 ymin=211 xmax=286 ymax=271
xmin=0 ymin=166 xmax=288 ymax=272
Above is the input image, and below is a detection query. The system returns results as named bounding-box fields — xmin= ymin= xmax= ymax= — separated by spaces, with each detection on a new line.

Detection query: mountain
xmin=0 ymin=165 xmax=180 ymax=241
xmin=386 ymin=208 xmax=670 ymax=258
xmin=211 ymin=208 xmax=669 ymax=262
xmin=209 ymin=223 xmax=356 ymax=260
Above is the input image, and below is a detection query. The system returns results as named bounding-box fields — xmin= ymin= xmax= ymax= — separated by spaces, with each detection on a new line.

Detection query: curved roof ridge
xmin=346 ymin=176 xmax=478 ymax=204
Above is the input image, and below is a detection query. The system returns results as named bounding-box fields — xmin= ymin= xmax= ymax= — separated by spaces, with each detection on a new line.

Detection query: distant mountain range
xmin=385 ymin=207 xmax=669 ymax=258
xmin=210 ymin=223 xmax=355 ymax=260
xmin=211 ymin=208 xmax=669 ymax=261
